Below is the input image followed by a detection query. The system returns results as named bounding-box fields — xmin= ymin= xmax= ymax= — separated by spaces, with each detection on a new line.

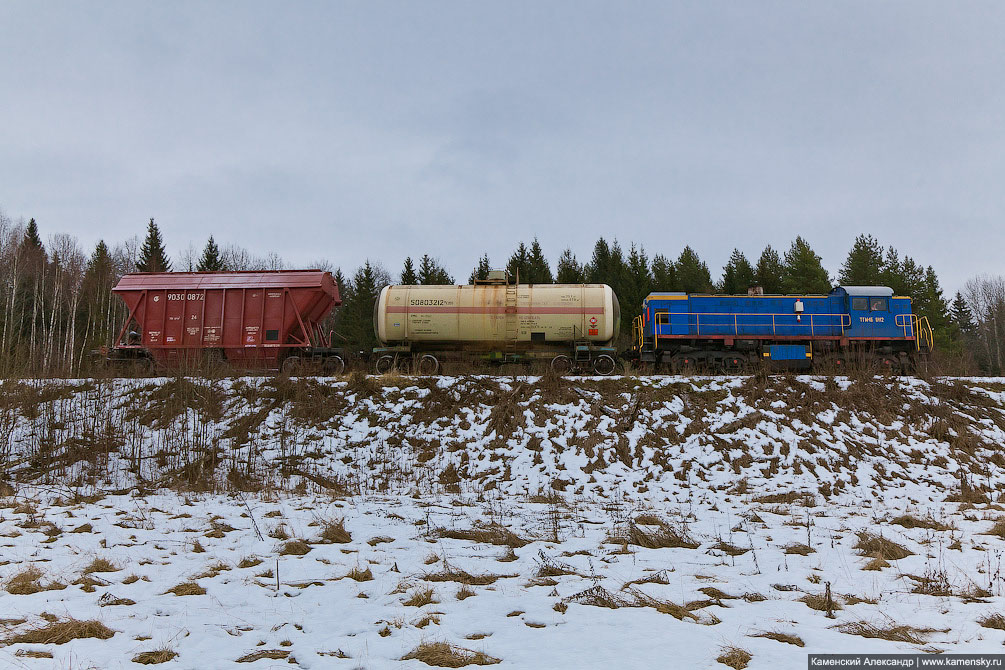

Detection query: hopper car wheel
xmin=417 ymin=354 xmax=440 ymax=376
xmin=323 ymin=356 xmax=345 ymax=376
xmin=282 ymin=356 xmax=302 ymax=376
xmin=551 ymin=355 xmax=573 ymax=376
xmin=375 ymin=355 xmax=395 ymax=375
xmin=592 ymin=354 xmax=617 ymax=376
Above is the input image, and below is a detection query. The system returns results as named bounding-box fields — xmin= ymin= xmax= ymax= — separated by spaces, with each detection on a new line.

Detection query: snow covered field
xmin=2 ymin=374 xmax=1005 ymax=668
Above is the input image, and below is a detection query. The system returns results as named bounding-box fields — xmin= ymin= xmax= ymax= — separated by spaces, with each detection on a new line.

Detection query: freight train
xmin=104 ymin=270 xmax=933 ymax=374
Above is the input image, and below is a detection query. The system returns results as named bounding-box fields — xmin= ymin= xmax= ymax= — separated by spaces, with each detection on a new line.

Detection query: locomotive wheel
xmin=592 ymin=354 xmax=617 ymax=376
xmin=725 ymin=354 xmax=746 ymax=372
xmin=322 ymin=355 xmax=346 ymax=376
xmin=417 ymin=354 xmax=440 ymax=376
xmin=374 ymin=355 xmax=395 ymax=375
xmin=281 ymin=356 xmax=302 ymax=376
xmin=550 ymin=355 xmax=573 ymax=376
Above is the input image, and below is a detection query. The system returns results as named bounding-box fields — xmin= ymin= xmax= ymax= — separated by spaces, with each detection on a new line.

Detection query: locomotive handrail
xmin=632 ymin=315 xmax=644 ymax=351
xmin=894 ymin=314 xmax=934 ymax=351
xmin=668 ymin=312 xmax=852 ymax=337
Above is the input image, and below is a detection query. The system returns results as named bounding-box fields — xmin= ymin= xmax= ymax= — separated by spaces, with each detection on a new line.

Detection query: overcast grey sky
xmin=1 ymin=1 xmax=1002 ymax=292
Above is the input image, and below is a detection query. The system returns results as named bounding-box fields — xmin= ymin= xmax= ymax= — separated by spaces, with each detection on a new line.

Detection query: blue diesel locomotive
xmin=629 ymin=286 xmax=933 ymax=372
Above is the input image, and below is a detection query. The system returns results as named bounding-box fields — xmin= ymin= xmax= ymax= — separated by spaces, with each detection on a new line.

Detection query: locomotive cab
xmin=838 ymin=286 xmax=895 ymax=339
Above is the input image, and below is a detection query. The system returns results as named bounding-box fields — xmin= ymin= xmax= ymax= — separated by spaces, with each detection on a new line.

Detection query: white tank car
xmin=372 ymin=273 xmax=621 ymax=374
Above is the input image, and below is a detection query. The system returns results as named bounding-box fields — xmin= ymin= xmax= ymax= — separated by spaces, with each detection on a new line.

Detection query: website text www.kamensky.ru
xmin=808 ymin=655 xmax=1005 ymax=668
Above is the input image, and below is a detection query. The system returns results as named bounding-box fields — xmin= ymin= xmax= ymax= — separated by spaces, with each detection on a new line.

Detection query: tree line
xmin=0 ymin=209 xmax=995 ymax=375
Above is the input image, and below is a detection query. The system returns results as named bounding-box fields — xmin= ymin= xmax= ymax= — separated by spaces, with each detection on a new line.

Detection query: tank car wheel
xmin=550 ymin=355 xmax=573 ymax=376
xmin=374 ymin=355 xmax=395 ymax=375
xmin=417 ymin=354 xmax=440 ymax=376
xmin=592 ymin=354 xmax=617 ymax=376
xmin=322 ymin=355 xmax=345 ymax=376
xmin=281 ymin=356 xmax=302 ymax=376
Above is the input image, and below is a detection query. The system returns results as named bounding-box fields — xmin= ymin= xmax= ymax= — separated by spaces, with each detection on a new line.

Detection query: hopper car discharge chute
xmin=372 ymin=270 xmax=621 ymax=375
xmin=106 ymin=270 xmax=345 ymax=373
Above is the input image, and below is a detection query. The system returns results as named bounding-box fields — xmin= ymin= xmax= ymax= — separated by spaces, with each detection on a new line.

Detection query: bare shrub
xmin=318 ymin=518 xmax=352 ymax=544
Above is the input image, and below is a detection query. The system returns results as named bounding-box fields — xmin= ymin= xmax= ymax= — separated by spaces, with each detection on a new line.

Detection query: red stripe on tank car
xmin=385 ymin=306 xmax=605 ymax=315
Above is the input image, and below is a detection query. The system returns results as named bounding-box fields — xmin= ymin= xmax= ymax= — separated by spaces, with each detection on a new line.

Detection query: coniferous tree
xmin=506 ymin=243 xmax=531 ymax=282
xmin=719 ymin=249 xmax=755 ymax=294
xmin=839 ymin=234 xmax=885 ymax=286
xmin=337 ymin=261 xmax=390 ymax=351
xmin=79 ymin=240 xmax=117 ymax=347
xmin=21 ymin=218 xmax=44 ymax=255
xmin=400 ymin=257 xmax=418 ymax=285
xmin=555 ymin=249 xmax=585 ymax=283
xmin=754 ymin=246 xmax=784 ymax=294
xmin=951 ymin=291 xmax=974 ymax=335
xmin=468 ymin=254 xmax=491 ymax=283
xmin=417 ymin=254 xmax=453 ymax=284
xmin=781 ymin=237 xmax=830 ymax=294
xmin=196 ymin=236 xmax=224 ymax=271
xmin=526 ymin=239 xmax=553 ymax=284
xmin=880 ymin=246 xmax=902 ymax=291
xmin=136 ymin=218 xmax=171 ymax=272
xmin=675 ymin=246 xmax=713 ymax=293
xmin=623 ymin=244 xmax=653 ymax=323
xmin=651 ymin=254 xmax=676 ymax=290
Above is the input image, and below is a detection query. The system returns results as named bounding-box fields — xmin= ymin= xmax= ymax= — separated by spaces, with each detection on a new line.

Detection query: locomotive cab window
xmin=656 ymin=312 xmax=670 ymax=325
xmin=851 ymin=297 xmax=868 ymax=311
xmin=870 ymin=298 xmax=888 ymax=312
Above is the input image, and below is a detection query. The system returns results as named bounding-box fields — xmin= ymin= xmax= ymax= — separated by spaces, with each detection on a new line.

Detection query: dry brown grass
xmin=891 ymin=514 xmax=950 ymax=531
xmin=751 ymin=631 xmax=805 ymax=647
xmin=401 ymin=642 xmax=501 ymax=667
xmin=986 ymin=519 xmax=1005 ymax=539
xmin=279 ymin=539 xmax=312 ymax=556
xmin=425 ymin=566 xmax=509 ymax=586
xmin=978 ymin=613 xmax=1005 ymax=630
xmin=345 ymin=566 xmax=373 ymax=582
xmin=854 ymin=532 xmax=912 ymax=560
xmin=319 ymin=518 xmax=352 ymax=544
xmin=836 ymin=620 xmax=936 ymax=644
xmin=3 ymin=618 xmax=114 ymax=645
xmin=4 ymin=565 xmax=45 ymax=595
xmin=862 ymin=554 xmax=891 ymax=571
xmin=83 ymin=556 xmax=120 ymax=573
xmin=784 ymin=543 xmax=814 ymax=556
xmin=15 ymin=649 xmax=54 ymax=658
xmin=712 ymin=540 xmax=749 ymax=556
xmin=800 ymin=592 xmax=843 ymax=612
xmin=165 ymin=581 xmax=206 ymax=596
xmin=403 ymin=587 xmax=438 ymax=607
xmin=132 ymin=648 xmax=178 ymax=664
xmin=613 ymin=519 xmax=700 ymax=550
xmin=716 ymin=646 xmax=752 ymax=669
xmin=238 ymin=556 xmax=263 ymax=568
xmin=456 ymin=585 xmax=476 ymax=600
xmin=436 ymin=523 xmax=529 ymax=548
xmin=236 ymin=649 xmax=290 ymax=662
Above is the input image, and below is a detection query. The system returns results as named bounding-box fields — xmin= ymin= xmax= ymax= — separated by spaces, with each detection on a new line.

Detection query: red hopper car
xmin=107 ymin=271 xmax=345 ymax=373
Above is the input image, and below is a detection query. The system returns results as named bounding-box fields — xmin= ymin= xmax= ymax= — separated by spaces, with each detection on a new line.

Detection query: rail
xmin=652 ymin=312 xmax=852 ymax=337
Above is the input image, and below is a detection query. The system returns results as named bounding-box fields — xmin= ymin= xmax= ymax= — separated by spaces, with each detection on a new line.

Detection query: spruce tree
xmin=719 ymin=249 xmax=755 ymax=294
xmin=417 ymin=254 xmax=453 ymax=284
xmin=338 ymin=261 xmax=390 ymax=350
xmin=400 ymin=257 xmax=418 ymax=284
xmin=623 ymin=244 xmax=653 ymax=325
xmin=555 ymin=249 xmax=585 ymax=283
xmin=675 ymin=246 xmax=713 ymax=293
xmin=506 ymin=243 xmax=531 ymax=282
xmin=651 ymin=254 xmax=676 ymax=290
xmin=839 ymin=234 xmax=885 ymax=285
xmin=469 ymin=254 xmax=491 ymax=283
xmin=950 ymin=292 xmax=974 ymax=335
xmin=136 ymin=218 xmax=171 ymax=272
xmin=196 ymin=236 xmax=224 ymax=271
xmin=526 ymin=239 xmax=553 ymax=283
xmin=21 ymin=218 xmax=44 ymax=254
xmin=781 ymin=237 xmax=830 ymax=294
xmin=754 ymin=246 xmax=784 ymax=294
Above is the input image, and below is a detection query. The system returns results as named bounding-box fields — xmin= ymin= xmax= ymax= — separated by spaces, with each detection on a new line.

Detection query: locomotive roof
xmin=834 ymin=286 xmax=894 ymax=297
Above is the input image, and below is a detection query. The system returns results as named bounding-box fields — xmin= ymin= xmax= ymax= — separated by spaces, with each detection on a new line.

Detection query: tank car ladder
xmin=504 ymin=283 xmax=519 ymax=354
